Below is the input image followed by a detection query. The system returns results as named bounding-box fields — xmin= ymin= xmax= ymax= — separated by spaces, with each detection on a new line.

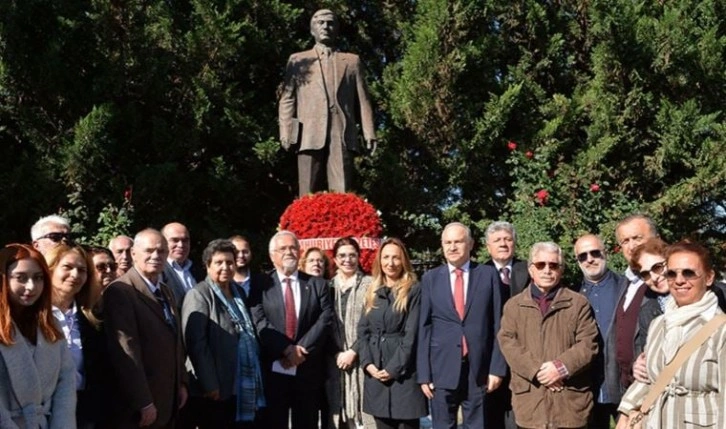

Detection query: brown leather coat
xmin=498 ymin=286 xmax=598 ymax=429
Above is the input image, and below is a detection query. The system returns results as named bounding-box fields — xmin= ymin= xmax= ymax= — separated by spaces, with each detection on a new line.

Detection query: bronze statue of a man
xmin=279 ymin=9 xmax=377 ymax=196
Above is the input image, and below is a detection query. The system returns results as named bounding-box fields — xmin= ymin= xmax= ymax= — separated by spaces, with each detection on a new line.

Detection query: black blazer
xmin=250 ymin=271 xmax=333 ymax=388
xmin=484 ymin=258 xmax=531 ymax=300
xmin=76 ymin=305 xmax=111 ymax=425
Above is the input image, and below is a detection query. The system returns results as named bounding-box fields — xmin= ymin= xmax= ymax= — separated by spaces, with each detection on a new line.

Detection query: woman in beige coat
xmin=616 ymin=241 xmax=726 ymax=428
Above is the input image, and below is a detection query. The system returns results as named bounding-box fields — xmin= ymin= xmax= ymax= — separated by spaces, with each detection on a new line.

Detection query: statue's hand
xmin=365 ymin=138 xmax=377 ymax=155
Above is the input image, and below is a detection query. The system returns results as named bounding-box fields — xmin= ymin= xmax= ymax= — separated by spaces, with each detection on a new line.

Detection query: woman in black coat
xmin=358 ymin=238 xmax=427 ymax=429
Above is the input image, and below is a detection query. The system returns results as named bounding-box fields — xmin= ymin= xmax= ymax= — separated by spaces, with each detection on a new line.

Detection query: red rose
xmin=123 ymin=186 xmax=133 ymax=202
xmin=590 ymin=183 xmax=600 ymax=192
xmin=525 ymin=150 xmax=534 ymax=159
xmin=535 ymin=189 xmax=549 ymax=206
xmin=507 ymin=140 xmax=517 ymax=151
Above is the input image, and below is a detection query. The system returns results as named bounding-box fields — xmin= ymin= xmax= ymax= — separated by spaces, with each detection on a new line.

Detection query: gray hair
xmin=268 ymin=230 xmax=300 ymax=254
xmin=485 ymin=221 xmax=517 ymax=242
xmin=108 ymin=235 xmax=133 ymax=249
xmin=30 ymin=215 xmax=71 ymax=240
xmin=133 ymin=228 xmax=164 ymax=248
xmin=616 ymin=213 xmax=658 ymax=238
xmin=441 ymin=222 xmax=473 ymax=243
xmin=529 ymin=241 xmax=563 ymax=264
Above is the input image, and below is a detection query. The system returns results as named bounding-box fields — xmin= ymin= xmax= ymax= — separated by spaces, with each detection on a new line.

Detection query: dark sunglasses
xmin=638 ymin=261 xmax=666 ymax=281
xmin=576 ymin=249 xmax=604 ymax=263
xmin=665 ymin=268 xmax=702 ymax=281
xmin=38 ymin=232 xmax=72 ymax=243
xmin=531 ymin=261 xmax=561 ymax=271
xmin=95 ymin=262 xmax=118 ymax=272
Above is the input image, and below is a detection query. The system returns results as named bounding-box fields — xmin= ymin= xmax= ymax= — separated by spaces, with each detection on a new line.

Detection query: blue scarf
xmin=207 ymin=277 xmax=266 ymax=421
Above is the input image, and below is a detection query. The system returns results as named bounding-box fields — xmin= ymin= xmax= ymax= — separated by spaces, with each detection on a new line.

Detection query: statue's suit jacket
xmin=103 ymin=268 xmax=186 ymax=428
xmin=279 ymin=48 xmax=376 ymax=152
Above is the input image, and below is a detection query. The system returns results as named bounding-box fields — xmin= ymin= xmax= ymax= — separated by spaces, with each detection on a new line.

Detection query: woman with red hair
xmin=0 ymin=243 xmax=76 ymax=428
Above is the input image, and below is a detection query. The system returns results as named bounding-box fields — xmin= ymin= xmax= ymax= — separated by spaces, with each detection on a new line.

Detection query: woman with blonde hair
xmin=358 ymin=238 xmax=427 ymax=429
xmin=45 ymin=244 xmax=108 ymax=428
xmin=0 ymin=243 xmax=76 ymax=428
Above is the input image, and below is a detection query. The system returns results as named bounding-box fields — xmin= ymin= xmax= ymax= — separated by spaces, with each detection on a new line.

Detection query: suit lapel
xmin=128 ymin=268 xmax=167 ymax=324
xmin=269 ymin=273 xmax=287 ymax=331
xmin=464 ymin=262 xmax=478 ymax=317
xmin=297 ymin=274 xmax=312 ymax=334
xmin=334 ymin=54 xmax=348 ymax=90
xmin=436 ymin=265 xmax=458 ymax=318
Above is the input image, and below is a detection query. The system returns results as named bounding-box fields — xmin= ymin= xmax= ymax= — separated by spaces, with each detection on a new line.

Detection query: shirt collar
xmin=492 ymin=259 xmax=513 ymax=271
xmin=276 ymin=270 xmax=299 ymax=284
xmin=624 ymin=266 xmax=642 ymax=283
xmin=314 ymin=43 xmax=335 ymax=55
xmin=136 ymin=268 xmax=161 ymax=293
xmin=168 ymin=258 xmax=192 ymax=271
xmin=583 ymin=269 xmax=614 ymax=287
xmin=448 ymin=260 xmax=471 ymax=274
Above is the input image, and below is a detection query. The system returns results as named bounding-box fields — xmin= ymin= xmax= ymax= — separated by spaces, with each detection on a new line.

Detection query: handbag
xmin=627 ymin=314 xmax=726 ymax=428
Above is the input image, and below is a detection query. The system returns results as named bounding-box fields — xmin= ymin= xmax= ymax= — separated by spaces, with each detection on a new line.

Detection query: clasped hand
xmin=281 ymin=344 xmax=308 ymax=368
xmin=536 ymin=361 xmax=564 ymax=391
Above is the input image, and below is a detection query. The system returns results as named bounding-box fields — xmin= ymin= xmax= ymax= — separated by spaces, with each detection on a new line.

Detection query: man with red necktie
xmin=417 ymin=222 xmax=507 ymax=429
xmin=250 ymin=231 xmax=333 ymax=429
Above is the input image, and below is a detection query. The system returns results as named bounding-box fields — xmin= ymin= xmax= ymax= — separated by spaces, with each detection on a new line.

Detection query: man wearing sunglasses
xmin=498 ymin=241 xmax=598 ymax=429
xmin=30 ymin=214 xmax=72 ymax=255
xmin=574 ymin=234 xmax=625 ymax=429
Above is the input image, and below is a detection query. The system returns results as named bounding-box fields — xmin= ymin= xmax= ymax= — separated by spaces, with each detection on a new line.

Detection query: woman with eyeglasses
xmin=299 ymin=247 xmax=330 ymax=279
xmin=0 ymin=243 xmax=76 ymax=428
xmin=629 ymin=238 xmax=669 ymax=357
xmin=181 ymin=239 xmax=264 ymax=428
xmin=45 ymin=244 xmax=109 ymax=429
xmin=88 ymin=247 xmax=118 ymax=290
xmin=357 ymin=238 xmax=427 ymax=429
xmin=616 ymin=241 xmax=726 ymax=429
xmin=325 ymin=237 xmax=374 ymax=429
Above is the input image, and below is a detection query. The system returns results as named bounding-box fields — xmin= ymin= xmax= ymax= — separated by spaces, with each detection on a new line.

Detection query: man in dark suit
xmin=161 ymin=222 xmax=197 ymax=313
xmin=482 ymin=221 xmax=530 ymax=429
xmin=417 ymin=222 xmax=508 ymax=429
xmin=250 ymin=230 xmax=333 ymax=429
xmin=279 ymin=9 xmax=377 ymax=195
xmin=103 ymin=228 xmax=187 ymax=429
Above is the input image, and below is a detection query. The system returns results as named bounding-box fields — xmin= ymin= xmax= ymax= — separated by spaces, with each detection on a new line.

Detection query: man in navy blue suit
xmin=417 ymin=222 xmax=508 ymax=428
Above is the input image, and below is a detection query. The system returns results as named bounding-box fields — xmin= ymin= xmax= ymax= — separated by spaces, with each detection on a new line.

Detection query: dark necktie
xmin=153 ymin=288 xmax=176 ymax=331
xmin=500 ymin=266 xmax=511 ymax=286
xmin=284 ymin=278 xmax=297 ymax=340
xmin=453 ymin=268 xmax=468 ymax=356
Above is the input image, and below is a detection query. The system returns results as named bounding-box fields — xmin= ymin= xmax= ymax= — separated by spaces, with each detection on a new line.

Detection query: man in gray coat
xmin=279 ymin=9 xmax=376 ymax=195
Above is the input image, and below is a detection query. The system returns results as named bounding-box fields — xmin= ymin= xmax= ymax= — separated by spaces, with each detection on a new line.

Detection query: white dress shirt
xmin=276 ymin=270 xmax=301 ymax=317
xmin=447 ymin=261 xmax=471 ymax=302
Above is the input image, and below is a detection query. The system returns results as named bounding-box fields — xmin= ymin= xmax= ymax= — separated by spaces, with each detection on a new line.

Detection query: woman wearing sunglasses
xmin=88 ymin=247 xmax=118 ymax=290
xmin=617 ymin=241 xmax=726 ymax=429
xmin=630 ymin=238 xmax=669 ymax=357
xmin=0 ymin=243 xmax=76 ymax=428
xmin=46 ymin=244 xmax=108 ymax=429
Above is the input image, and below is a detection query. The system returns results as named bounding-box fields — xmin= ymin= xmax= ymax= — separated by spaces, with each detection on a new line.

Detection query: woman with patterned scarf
xmin=181 ymin=239 xmax=265 ymax=428
xmin=325 ymin=237 xmax=375 ymax=429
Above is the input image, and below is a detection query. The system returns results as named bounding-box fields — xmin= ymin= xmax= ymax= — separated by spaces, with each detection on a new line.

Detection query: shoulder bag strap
xmin=641 ymin=313 xmax=726 ymax=412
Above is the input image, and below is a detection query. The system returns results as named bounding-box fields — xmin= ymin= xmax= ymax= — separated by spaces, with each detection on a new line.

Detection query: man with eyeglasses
xmin=574 ymin=234 xmax=624 ymax=429
xmin=498 ymin=241 xmax=598 ymax=429
xmin=30 ymin=215 xmax=72 ymax=255
xmin=250 ymin=230 xmax=333 ymax=429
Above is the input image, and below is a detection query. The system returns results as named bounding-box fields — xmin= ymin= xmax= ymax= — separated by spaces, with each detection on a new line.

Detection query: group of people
xmin=0 ymin=213 xmax=725 ymax=429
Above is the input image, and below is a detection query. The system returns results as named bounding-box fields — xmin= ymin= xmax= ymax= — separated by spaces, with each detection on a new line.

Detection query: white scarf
xmin=661 ymin=290 xmax=718 ymax=362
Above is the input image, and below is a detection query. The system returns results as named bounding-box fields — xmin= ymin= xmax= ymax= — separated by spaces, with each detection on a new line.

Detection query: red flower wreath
xmin=279 ymin=192 xmax=383 ymax=273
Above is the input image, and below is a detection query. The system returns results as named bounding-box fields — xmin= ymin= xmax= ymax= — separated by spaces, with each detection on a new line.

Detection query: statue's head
xmin=310 ymin=9 xmax=338 ymax=46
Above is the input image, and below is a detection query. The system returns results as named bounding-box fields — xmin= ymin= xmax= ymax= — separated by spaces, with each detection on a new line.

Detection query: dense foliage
xmin=1 ymin=0 xmax=724 ymax=276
